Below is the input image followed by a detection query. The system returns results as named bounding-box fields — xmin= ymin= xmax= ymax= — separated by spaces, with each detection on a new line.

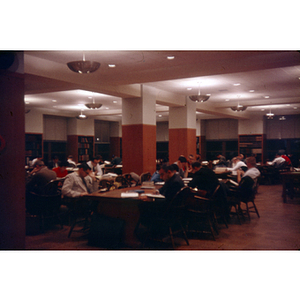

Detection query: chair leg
xmin=180 ymin=222 xmax=189 ymax=246
xmin=169 ymin=226 xmax=176 ymax=249
xmin=68 ymin=218 xmax=77 ymax=238
xmin=252 ymin=201 xmax=260 ymax=218
xmin=246 ymin=203 xmax=251 ymax=220
xmin=234 ymin=204 xmax=242 ymax=224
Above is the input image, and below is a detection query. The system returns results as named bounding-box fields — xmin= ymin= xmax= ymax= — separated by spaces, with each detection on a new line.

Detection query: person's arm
xmin=236 ymin=169 xmax=245 ymax=183
xmin=96 ymin=164 xmax=103 ymax=176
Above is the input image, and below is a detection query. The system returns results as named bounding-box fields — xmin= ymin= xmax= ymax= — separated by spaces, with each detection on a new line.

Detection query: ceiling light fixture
xmin=279 ymin=116 xmax=286 ymax=121
xmin=230 ymin=95 xmax=247 ymax=112
xmin=67 ymin=53 xmax=100 ymax=74
xmin=85 ymin=97 xmax=102 ymax=109
xmin=76 ymin=110 xmax=87 ymax=120
xmin=167 ymin=56 xmax=175 ymax=60
xmin=231 ymin=104 xmax=247 ymax=112
xmin=266 ymin=106 xmax=274 ymax=119
xmin=189 ymin=82 xmax=210 ymax=103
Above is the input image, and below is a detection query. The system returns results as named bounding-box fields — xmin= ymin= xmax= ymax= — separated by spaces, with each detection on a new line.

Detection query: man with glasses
xmin=62 ymin=163 xmax=98 ymax=198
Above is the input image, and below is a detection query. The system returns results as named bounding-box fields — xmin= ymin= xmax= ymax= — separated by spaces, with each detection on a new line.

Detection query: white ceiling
xmin=24 ymin=50 xmax=300 ymax=122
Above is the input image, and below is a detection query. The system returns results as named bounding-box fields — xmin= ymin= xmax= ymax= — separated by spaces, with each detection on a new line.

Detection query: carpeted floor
xmin=25 ymin=183 xmax=300 ymax=250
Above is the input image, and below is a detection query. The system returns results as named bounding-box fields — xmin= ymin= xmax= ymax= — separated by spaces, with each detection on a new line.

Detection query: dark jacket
xmin=159 ymin=173 xmax=184 ymax=202
xmin=26 ymin=167 xmax=56 ymax=195
xmin=188 ymin=167 xmax=219 ymax=196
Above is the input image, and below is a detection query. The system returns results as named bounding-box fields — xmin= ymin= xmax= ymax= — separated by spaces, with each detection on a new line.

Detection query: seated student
xmin=227 ymin=156 xmax=247 ymax=175
xmin=61 ymin=163 xmax=99 ymax=198
xmin=174 ymin=156 xmax=189 ymax=178
xmin=87 ymin=155 xmax=103 ymax=177
xmin=53 ymin=160 xmax=69 ymax=178
xmin=26 ymin=160 xmax=56 ymax=195
xmin=138 ymin=164 xmax=184 ymax=227
xmin=48 ymin=155 xmax=60 ymax=169
xmin=237 ymin=156 xmax=260 ymax=184
xmin=158 ymin=164 xmax=185 ymax=202
xmin=30 ymin=156 xmax=43 ymax=167
xmin=188 ymin=161 xmax=219 ymax=196
xmin=67 ymin=155 xmax=77 ymax=168
xmin=151 ymin=164 xmax=164 ymax=183
xmin=269 ymin=153 xmax=286 ymax=168
xmin=111 ymin=155 xmax=122 ymax=166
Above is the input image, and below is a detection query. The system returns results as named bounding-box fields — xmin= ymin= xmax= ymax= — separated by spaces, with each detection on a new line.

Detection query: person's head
xmin=238 ymin=154 xmax=244 ymax=160
xmin=58 ymin=160 xmax=69 ymax=171
xmin=53 ymin=155 xmax=59 ymax=162
xmin=159 ymin=164 xmax=175 ymax=181
xmin=177 ymin=156 xmax=187 ymax=168
xmin=245 ymin=156 xmax=256 ymax=168
xmin=78 ymin=163 xmax=91 ymax=178
xmin=68 ymin=155 xmax=73 ymax=160
xmin=171 ymin=163 xmax=179 ymax=173
xmin=191 ymin=161 xmax=201 ymax=173
xmin=33 ymin=160 xmax=45 ymax=170
xmin=188 ymin=154 xmax=195 ymax=163
xmin=91 ymin=155 xmax=102 ymax=166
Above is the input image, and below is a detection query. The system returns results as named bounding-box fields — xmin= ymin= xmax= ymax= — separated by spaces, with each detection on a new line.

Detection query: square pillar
xmin=122 ymin=85 xmax=156 ymax=175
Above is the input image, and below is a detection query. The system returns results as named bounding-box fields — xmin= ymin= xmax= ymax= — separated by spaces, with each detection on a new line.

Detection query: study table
xmin=84 ymin=185 xmax=161 ymax=247
xmin=281 ymin=171 xmax=300 ymax=203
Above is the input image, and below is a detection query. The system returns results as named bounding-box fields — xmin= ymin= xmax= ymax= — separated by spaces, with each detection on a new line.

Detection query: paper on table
xmin=121 ymin=192 xmax=139 ymax=198
xmin=144 ymin=193 xmax=165 ymax=199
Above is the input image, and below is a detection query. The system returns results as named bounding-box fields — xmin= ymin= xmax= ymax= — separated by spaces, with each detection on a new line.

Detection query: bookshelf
xmin=78 ymin=136 xmax=94 ymax=162
xmin=25 ymin=133 xmax=43 ymax=165
xmin=67 ymin=135 xmax=94 ymax=163
xmin=238 ymin=134 xmax=266 ymax=163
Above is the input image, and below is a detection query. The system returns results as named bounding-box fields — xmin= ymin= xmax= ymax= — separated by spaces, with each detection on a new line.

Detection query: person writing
xmin=87 ymin=156 xmax=103 ymax=177
xmin=61 ymin=163 xmax=99 ymax=198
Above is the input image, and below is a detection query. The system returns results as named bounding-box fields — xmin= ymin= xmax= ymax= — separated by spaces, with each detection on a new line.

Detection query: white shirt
xmin=61 ymin=172 xmax=98 ymax=198
xmin=228 ymin=160 xmax=247 ymax=175
xmin=243 ymin=167 xmax=260 ymax=180
xmin=271 ymin=156 xmax=285 ymax=167
xmin=87 ymin=161 xmax=103 ymax=177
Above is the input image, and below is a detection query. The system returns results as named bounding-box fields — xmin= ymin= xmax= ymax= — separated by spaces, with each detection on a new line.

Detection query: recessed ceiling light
xmin=167 ymin=56 xmax=175 ymax=60
xmin=225 ymin=99 xmax=230 ymax=101
xmin=286 ymin=104 xmax=291 ymax=106
xmin=158 ymin=114 xmax=162 ymax=117
xmin=187 ymin=87 xmax=192 ymax=91
xmin=52 ymin=100 xmax=57 ymax=102
xmin=113 ymin=100 xmax=117 ymax=103
xmin=105 ymin=107 xmax=109 ymax=110
xmin=249 ymin=90 xmax=255 ymax=93
xmin=264 ymin=96 xmax=270 ymax=98
xmin=233 ymin=83 xmax=240 ymax=86
xmin=261 ymin=109 xmax=265 ymax=111
xmin=108 ymin=64 xmax=116 ymax=68
xmin=206 ymin=94 xmax=211 ymax=96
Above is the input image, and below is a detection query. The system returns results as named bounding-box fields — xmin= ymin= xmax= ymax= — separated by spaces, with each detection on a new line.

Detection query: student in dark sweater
xmin=188 ymin=162 xmax=219 ymax=196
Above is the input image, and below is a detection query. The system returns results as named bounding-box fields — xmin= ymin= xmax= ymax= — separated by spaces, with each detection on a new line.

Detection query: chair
xmin=227 ymin=176 xmax=260 ymax=222
xmin=138 ymin=187 xmax=190 ymax=249
xmin=185 ymin=185 xmax=222 ymax=240
xmin=99 ymin=179 xmax=115 ymax=192
xmin=239 ymin=177 xmax=260 ymax=220
xmin=115 ymin=175 xmax=130 ymax=189
xmin=140 ymin=172 xmax=151 ymax=184
xmin=26 ymin=190 xmax=63 ymax=232
xmin=66 ymin=197 xmax=96 ymax=238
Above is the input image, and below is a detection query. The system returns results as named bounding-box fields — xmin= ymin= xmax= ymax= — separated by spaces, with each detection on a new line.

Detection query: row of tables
xmin=84 ymin=167 xmax=300 ymax=246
